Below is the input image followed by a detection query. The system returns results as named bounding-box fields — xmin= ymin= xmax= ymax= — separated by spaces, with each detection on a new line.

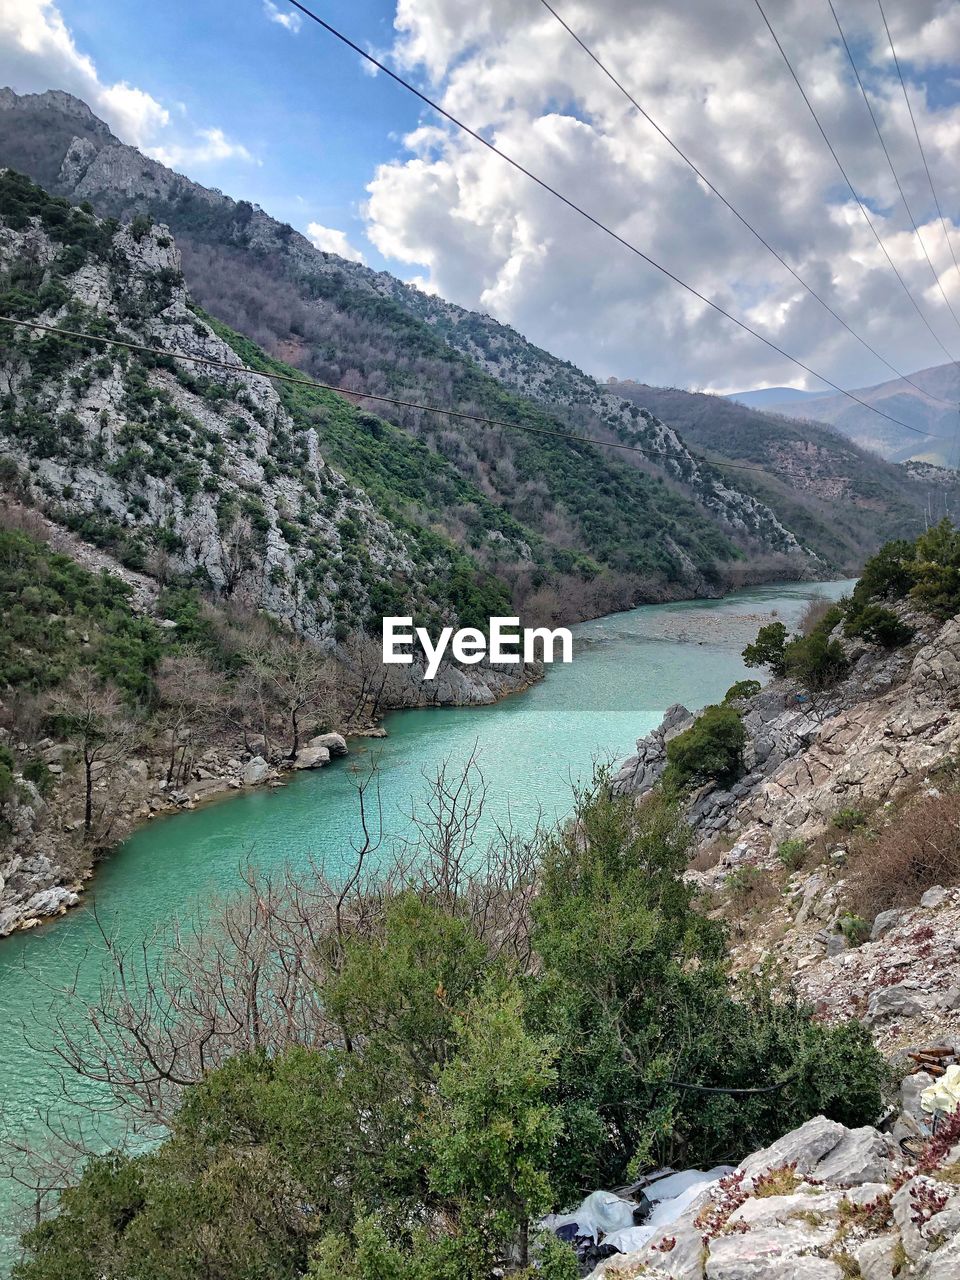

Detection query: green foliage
xmin=843 ymin=604 xmax=914 ymax=648
xmin=0 ymin=743 xmax=15 ymax=803
xmin=833 ymin=807 xmax=867 ymax=833
xmin=0 ymin=527 xmax=166 ymax=702
xmin=16 ymin=783 xmax=885 ymax=1277
xmin=781 ymin=630 xmax=849 ymax=691
xmin=742 ymin=622 xmax=788 ymax=676
xmin=724 ymin=679 xmax=761 ymax=703
xmin=662 ymin=703 xmax=746 ymax=795
xmin=777 ymin=838 xmax=807 ymax=872
xmin=838 ymin=914 xmax=871 ymax=947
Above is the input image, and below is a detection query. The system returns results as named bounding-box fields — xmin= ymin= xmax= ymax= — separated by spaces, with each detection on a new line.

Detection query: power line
xmin=828 ymin=0 xmax=960 ymax=339
xmin=872 ymin=0 xmax=960 ymax=474
xmin=877 ymin=0 xmax=960 ymax=294
xmin=752 ymin=0 xmax=960 ymax=369
xmin=538 ymin=0 xmax=957 ymax=408
xmin=282 ymin=0 xmax=956 ymax=445
xmin=1 ymin=314 xmax=840 ymax=477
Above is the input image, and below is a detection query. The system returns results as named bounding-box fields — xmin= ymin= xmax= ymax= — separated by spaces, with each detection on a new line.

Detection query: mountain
xmin=0 ymin=86 xmax=954 ymax=596
xmin=762 ymin=362 xmax=960 ymax=466
xmin=724 ymin=386 xmax=821 ymax=408
xmin=0 ymin=170 xmax=533 ymax=648
xmin=605 ymin=381 xmax=960 ymax=563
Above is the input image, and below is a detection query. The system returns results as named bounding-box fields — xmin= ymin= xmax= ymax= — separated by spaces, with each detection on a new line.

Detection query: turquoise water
xmin=0 ymin=578 xmax=852 ymax=1264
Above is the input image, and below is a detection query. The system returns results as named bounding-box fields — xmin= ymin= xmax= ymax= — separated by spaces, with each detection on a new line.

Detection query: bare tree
xmin=155 ymin=651 xmax=227 ymax=787
xmin=45 ymin=671 xmax=140 ymax=842
xmin=247 ymin=634 xmax=334 ymax=758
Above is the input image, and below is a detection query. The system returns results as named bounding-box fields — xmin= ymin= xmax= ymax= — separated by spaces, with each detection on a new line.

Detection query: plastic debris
xmin=921 ymin=1063 xmax=960 ymax=1116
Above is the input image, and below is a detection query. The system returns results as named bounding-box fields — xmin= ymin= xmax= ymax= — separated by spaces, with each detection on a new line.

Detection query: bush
xmin=0 ymin=743 xmax=15 ymax=803
xmin=777 ymin=838 xmax=807 ymax=872
xmin=725 ymin=864 xmax=777 ymax=912
xmin=743 ymin=621 xmax=788 ymax=676
xmin=845 ymin=793 xmax=960 ymax=918
xmin=833 ymin=807 xmax=867 ymax=833
xmin=838 ymin=914 xmax=871 ymax=947
xmin=662 ymin=703 xmax=746 ymax=794
xmin=844 ymin=604 xmax=914 ymax=648
xmin=724 ymin=679 xmax=761 ymax=703
xmin=781 ymin=630 xmax=849 ymax=691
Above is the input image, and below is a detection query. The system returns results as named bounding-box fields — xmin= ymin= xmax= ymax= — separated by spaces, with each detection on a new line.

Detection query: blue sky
xmin=52 ymin=0 xmax=422 ymax=270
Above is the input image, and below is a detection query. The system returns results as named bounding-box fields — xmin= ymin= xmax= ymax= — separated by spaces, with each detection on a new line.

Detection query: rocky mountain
xmin=761 ymin=362 xmax=960 ymax=467
xmin=0 ymin=85 xmax=927 ymax=599
xmin=0 ymin=171 xmax=518 ymax=642
xmin=607 ymin=380 xmax=960 ymax=564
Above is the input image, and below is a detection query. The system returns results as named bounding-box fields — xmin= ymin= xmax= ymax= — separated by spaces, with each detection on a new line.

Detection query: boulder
xmin=813 ymin=1126 xmax=899 ymax=1185
xmin=920 ymin=886 xmax=950 ymax=909
xmin=866 ymin=981 xmax=928 ymax=1025
xmin=870 ymin=908 xmax=902 ymax=941
xmin=292 ymin=745 xmax=331 ymax=770
xmin=241 ymin=756 xmax=270 ymax=787
xmin=738 ymin=1116 xmax=844 ymax=1185
xmin=306 ymin=732 xmax=347 ymax=757
xmin=705 ymin=1227 xmax=840 ymax=1279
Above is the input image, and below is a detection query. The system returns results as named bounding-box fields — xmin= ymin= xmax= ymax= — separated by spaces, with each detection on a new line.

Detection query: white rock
xmin=813 ymin=1126 xmax=899 ymax=1186
xmin=307 ymin=732 xmax=347 ymax=756
xmin=292 ymin=745 xmax=331 ymax=770
xmin=241 ymin=756 xmax=270 ymax=787
xmin=738 ymin=1116 xmax=844 ymax=1185
xmin=920 ymin=886 xmax=950 ymax=909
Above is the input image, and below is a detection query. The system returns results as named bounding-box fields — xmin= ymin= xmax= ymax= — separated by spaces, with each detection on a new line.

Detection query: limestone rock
xmin=813 ymin=1126 xmax=899 ymax=1185
xmin=306 ymin=732 xmax=348 ymax=757
xmin=738 ymin=1115 xmax=845 ymax=1185
xmin=866 ymin=982 xmax=928 ymax=1025
xmin=241 ymin=756 xmax=270 ymax=787
xmin=292 ymin=745 xmax=331 ymax=770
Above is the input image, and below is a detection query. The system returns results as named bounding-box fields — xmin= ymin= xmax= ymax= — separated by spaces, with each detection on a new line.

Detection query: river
xmin=0 ymin=578 xmax=853 ymax=1266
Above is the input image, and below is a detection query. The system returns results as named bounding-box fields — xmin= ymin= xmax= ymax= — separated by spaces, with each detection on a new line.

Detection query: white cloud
xmin=364 ymin=0 xmax=960 ymax=393
xmin=263 ymin=1 xmax=302 ymax=35
xmin=0 ymin=0 xmax=257 ymax=166
xmin=306 ymin=221 xmax=366 ymax=263
xmin=151 ymin=127 xmax=259 ymax=169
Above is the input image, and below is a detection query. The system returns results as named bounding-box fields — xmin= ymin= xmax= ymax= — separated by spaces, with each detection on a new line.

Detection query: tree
xmin=742 ymin=620 xmax=788 ymax=676
xmin=155 ymin=650 xmax=226 ymax=786
xmin=245 ymin=634 xmax=334 ymax=758
xmin=45 ymin=671 xmax=139 ymax=840
xmin=662 ymin=703 xmax=746 ymax=793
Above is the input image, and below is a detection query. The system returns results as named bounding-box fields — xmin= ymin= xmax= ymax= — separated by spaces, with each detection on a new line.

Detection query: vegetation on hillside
xmin=12 ymin=775 xmax=882 ymax=1279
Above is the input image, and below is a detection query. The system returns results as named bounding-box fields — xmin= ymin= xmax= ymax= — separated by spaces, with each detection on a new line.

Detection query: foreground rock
xmin=589 ymin=1113 xmax=960 ymax=1279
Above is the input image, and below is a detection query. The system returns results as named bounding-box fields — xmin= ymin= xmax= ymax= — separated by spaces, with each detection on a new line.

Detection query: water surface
xmin=0 ymin=578 xmax=852 ymax=1265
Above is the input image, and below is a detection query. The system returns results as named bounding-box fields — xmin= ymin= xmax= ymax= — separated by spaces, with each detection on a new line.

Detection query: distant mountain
xmin=725 ymin=386 xmax=821 ymax=409
xmin=762 ymin=364 xmax=960 ymax=467
xmin=1 ymin=86 xmax=954 ymax=592
xmin=606 ymin=381 xmax=960 ymax=563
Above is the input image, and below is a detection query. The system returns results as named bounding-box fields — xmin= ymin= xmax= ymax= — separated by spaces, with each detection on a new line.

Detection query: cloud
xmin=0 ymin=0 xmax=257 ymax=165
xmin=151 ymin=127 xmax=259 ymax=169
xmin=306 ymin=221 xmax=366 ymax=263
xmin=263 ymin=1 xmax=302 ymax=35
xmin=365 ymin=0 xmax=960 ymax=393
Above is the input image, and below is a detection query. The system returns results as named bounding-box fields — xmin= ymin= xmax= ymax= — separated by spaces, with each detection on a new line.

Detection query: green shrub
xmin=724 ymin=678 xmax=761 ymax=703
xmin=838 ymin=914 xmax=871 ymax=947
xmin=833 ymin=807 xmax=867 ymax=833
xmin=662 ymin=703 xmax=746 ymax=794
xmin=22 ymin=758 xmax=54 ymax=797
xmin=781 ymin=630 xmax=849 ymax=691
xmin=743 ymin=621 xmax=788 ymax=676
xmin=844 ymin=604 xmax=914 ymax=648
xmin=0 ymin=743 xmax=15 ymax=803
xmin=777 ymin=838 xmax=807 ymax=872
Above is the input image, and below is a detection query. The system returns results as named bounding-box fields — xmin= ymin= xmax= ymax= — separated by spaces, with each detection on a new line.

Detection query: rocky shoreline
xmin=0 ymin=657 xmax=544 ymax=940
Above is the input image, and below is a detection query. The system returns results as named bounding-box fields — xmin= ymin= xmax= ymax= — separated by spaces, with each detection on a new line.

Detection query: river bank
xmin=0 ymin=567 xmax=820 ymax=942
xmin=0 ymin=578 xmax=853 ymax=1269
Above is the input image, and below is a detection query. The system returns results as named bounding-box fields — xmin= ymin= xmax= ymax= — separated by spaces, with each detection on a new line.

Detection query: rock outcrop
xmin=589 ymin=1110 xmax=960 ymax=1280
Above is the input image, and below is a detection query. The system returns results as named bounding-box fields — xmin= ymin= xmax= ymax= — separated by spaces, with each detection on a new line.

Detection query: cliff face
xmin=0 ymin=186 xmax=506 ymax=641
xmin=613 ymin=611 xmax=960 ymax=1056
xmin=1 ymin=88 xmax=853 ymax=593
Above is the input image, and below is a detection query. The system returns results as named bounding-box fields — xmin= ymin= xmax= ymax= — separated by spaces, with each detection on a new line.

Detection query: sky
xmin=2 ymin=0 xmax=960 ymax=396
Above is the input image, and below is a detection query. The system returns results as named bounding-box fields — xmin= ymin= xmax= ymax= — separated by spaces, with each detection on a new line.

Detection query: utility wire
xmin=281 ymin=0 xmax=956 ymax=444
xmin=878 ymin=0 xmax=960 ymax=294
xmin=828 ymin=0 xmax=960 ymax=339
xmin=538 ymin=0 xmax=957 ymax=408
xmin=873 ymin=0 xmax=960 ymax=474
xmin=2 ymin=314 xmax=854 ymax=477
xmin=752 ymin=0 xmax=960 ymax=369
